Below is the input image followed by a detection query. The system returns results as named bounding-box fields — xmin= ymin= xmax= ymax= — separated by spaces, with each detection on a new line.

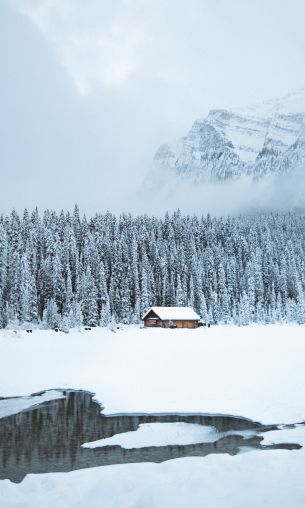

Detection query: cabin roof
xmin=142 ymin=306 xmax=200 ymax=321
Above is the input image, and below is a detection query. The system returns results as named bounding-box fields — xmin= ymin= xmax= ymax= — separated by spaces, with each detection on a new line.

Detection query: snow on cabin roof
xmin=142 ymin=307 xmax=200 ymax=321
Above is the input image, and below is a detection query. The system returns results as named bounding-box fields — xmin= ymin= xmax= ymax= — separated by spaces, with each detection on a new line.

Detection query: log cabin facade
xmin=142 ymin=306 xmax=200 ymax=329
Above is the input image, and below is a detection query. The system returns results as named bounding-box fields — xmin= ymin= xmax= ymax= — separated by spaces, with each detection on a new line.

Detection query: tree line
xmin=0 ymin=206 xmax=305 ymax=329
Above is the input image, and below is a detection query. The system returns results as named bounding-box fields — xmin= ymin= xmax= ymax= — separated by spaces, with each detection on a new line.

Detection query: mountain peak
xmin=152 ymin=87 xmax=305 ymax=182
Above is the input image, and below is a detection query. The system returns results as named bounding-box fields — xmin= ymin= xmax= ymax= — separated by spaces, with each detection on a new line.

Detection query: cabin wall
xmin=144 ymin=318 xmax=162 ymax=327
xmin=144 ymin=309 xmax=162 ymax=327
xmin=160 ymin=320 xmax=198 ymax=329
xmin=143 ymin=311 xmax=199 ymax=329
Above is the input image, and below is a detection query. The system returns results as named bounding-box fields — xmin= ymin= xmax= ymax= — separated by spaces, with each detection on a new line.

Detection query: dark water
xmin=0 ymin=390 xmax=301 ymax=483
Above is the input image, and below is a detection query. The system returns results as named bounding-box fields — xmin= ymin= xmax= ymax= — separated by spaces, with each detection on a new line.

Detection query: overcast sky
xmin=1 ymin=0 xmax=305 ymax=214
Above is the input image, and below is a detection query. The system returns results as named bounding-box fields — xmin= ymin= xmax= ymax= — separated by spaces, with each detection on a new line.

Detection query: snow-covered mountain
xmin=153 ymin=88 xmax=305 ymax=182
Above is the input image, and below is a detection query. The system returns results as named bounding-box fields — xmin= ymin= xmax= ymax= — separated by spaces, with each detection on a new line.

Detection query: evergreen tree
xmin=81 ymin=268 xmax=99 ymax=326
xmin=43 ymin=299 xmax=60 ymax=329
xmin=0 ymin=207 xmax=305 ymax=328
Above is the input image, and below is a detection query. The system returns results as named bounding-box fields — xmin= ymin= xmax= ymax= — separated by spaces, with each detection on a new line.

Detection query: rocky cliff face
xmin=153 ymin=88 xmax=305 ymax=183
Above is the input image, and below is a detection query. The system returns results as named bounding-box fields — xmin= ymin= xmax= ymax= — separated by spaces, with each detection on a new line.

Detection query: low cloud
xmin=135 ymin=166 xmax=305 ymax=216
xmin=3 ymin=0 xmax=305 ymax=215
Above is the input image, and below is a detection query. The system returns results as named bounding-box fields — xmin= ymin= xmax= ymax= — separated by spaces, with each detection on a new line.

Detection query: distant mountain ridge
xmin=153 ymin=88 xmax=305 ymax=182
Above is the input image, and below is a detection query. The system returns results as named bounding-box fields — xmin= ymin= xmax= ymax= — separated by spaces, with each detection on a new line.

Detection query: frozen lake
xmin=1 ymin=326 xmax=305 ymax=507
xmin=0 ymin=390 xmax=301 ymax=483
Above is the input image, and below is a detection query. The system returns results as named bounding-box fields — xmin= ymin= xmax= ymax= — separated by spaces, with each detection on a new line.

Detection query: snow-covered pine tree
xmin=43 ymin=299 xmax=60 ymax=329
xmin=81 ymin=267 xmax=99 ymax=327
xmin=0 ymin=208 xmax=305 ymax=328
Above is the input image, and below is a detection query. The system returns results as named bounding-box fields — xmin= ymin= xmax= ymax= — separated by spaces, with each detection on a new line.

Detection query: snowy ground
xmin=1 ymin=325 xmax=305 ymax=423
xmin=0 ymin=390 xmax=65 ymax=419
xmin=1 ymin=427 xmax=305 ymax=508
xmin=1 ymin=324 xmax=305 ymax=507
xmin=82 ymin=422 xmax=222 ymax=449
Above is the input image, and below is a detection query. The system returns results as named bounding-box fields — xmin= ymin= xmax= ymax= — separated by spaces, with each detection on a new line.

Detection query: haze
xmin=1 ymin=0 xmax=305 ymax=214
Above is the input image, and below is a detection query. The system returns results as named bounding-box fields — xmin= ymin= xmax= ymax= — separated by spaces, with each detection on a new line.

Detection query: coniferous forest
xmin=1 ymin=206 xmax=305 ymax=329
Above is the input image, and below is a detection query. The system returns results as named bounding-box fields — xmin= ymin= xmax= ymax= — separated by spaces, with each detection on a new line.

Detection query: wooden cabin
xmin=142 ymin=306 xmax=200 ymax=329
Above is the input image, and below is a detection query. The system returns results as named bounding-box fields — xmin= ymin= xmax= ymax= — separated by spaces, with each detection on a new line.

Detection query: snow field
xmin=0 ymin=390 xmax=65 ymax=419
xmin=1 ymin=324 xmax=305 ymax=507
xmin=1 ymin=426 xmax=305 ymax=508
xmin=82 ymin=422 xmax=220 ymax=449
xmin=0 ymin=324 xmax=305 ymax=424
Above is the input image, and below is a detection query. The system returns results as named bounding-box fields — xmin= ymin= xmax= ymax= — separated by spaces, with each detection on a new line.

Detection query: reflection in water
xmin=0 ymin=390 xmax=301 ymax=483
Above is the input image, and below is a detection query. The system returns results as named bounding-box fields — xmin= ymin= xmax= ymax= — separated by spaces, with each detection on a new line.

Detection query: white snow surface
xmin=235 ymin=87 xmax=305 ymax=118
xmin=1 ymin=426 xmax=305 ymax=508
xmin=82 ymin=422 xmax=219 ymax=449
xmin=0 ymin=390 xmax=65 ymax=419
xmin=260 ymin=425 xmax=305 ymax=446
xmin=0 ymin=324 xmax=305 ymax=424
xmin=143 ymin=306 xmax=200 ymax=320
xmin=1 ymin=325 xmax=305 ymax=507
